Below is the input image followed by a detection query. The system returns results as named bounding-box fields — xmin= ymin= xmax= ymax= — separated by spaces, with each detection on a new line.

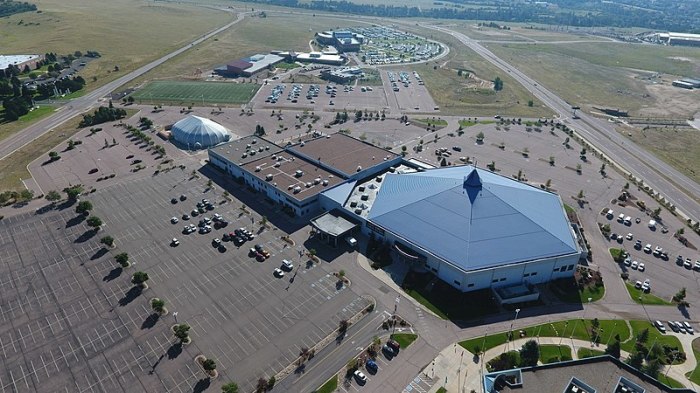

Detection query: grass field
xmin=460 ymin=319 xmax=631 ymax=354
xmin=621 ymin=126 xmax=700 ymax=185
xmin=0 ymin=0 xmax=231 ymax=93
xmin=625 ymin=282 xmax=673 ymax=306
xmin=400 ymin=25 xmax=553 ymax=118
xmin=315 ymin=375 xmax=338 ymax=393
xmin=657 ymin=374 xmax=685 ymax=389
xmin=622 ymin=321 xmax=684 ymax=362
xmin=577 ymin=347 xmax=605 ymax=359
xmin=390 ymin=333 xmax=418 ymax=349
xmin=539 ymin=344 xmax=572 ymax=364
xmin=0 ymin=106 xmax=56 ymax=143
xmin=130 ymin=81 xmax=260 ymax=105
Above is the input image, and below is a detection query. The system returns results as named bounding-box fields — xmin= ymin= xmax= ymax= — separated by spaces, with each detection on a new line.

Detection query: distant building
xmin=314 ymin=30 xmax=363 ymax=53
xmin=484 ymin=355 xmax=695 ymax=393
xmin=679 ymin=78 xmax=700 ymax=88
xmin=672 ymin=80 xmax=695 ymax=89
xmin=171 ymin=115 xmax=233 ymax=150
xmin=215 ymin=53 xmax=285 ymax=77
xmin=295 ymin=52 xmax=345 ymax=66
xmin=320 ymin=67 xmax=363 ymax=84
xmin=0 ymin=54 xmax=43 ymax=71
xmin=658 ymin=32 xmax=700 ymax=47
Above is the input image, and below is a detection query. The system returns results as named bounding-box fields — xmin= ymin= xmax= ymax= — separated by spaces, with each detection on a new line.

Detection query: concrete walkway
xmin=422 ymin=334 xmax=698 ymax=393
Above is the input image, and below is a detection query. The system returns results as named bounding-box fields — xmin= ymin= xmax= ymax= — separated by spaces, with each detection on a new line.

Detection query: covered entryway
xmin=310 ymin=210 xmax=357 ymax=247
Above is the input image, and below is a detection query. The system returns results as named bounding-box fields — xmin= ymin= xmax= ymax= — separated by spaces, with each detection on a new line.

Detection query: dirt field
xmin=487 ymin=42 xmax=700 ymax=118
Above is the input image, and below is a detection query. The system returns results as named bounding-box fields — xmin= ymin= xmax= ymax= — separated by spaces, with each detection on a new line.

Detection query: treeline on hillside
xmin=80 ymin=104 xmax=127 ymax=128
xmin=241 ymin=0 xmax=699 ymax=33
xmin=0 ymin=0 xmax=36 ymax=18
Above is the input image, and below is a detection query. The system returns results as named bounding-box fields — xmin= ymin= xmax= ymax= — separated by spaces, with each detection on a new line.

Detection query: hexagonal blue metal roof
xmin=367 ymin=166 xmax=579 ymax=271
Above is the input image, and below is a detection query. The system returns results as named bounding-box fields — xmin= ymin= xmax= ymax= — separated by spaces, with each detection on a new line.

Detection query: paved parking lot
xmin=381 ymin=70 xmax=438 ymax=114
xmin=253 ymin=82 xmax=389 ymax=112
xmin=0 ymin=169 xmax=371 ymax=392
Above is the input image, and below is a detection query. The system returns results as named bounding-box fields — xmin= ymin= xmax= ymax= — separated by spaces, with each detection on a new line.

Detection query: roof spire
xmin=464 ymin=168 xmax=482 ymax=188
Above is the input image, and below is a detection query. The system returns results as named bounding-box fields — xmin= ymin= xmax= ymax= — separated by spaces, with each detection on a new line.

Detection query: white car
xmin=675 ymin=321 xmax=687 ymax=334
xmin=642 ymin=279 xmax=651 ymax=292
xmin=626 ymin=233 xmax=633 ymax=240
xmin=171 ymin=238 xmax=180 ymax=246
xmin=654 ymin=320 xmax=666 ymax=333
xmin=694 ymin=261 xmax=700 ymax=271
xmin=683 ymin=321 xmax=694 ymax=334
xmin=353 ymin=370 xmax=367 ymax=384
xmin=170 ymin=216 xmax=179 ymax=224
xmin=282 ymin=259 xmax=294 ymax=270
xmin=643 ymin=244 xmax=652 ymax=253
xmin=631 ymin=261 xmax=638 ymax=270
xmin=638 ymin=262 xmax=645 ymax=272
xmin=623 ymin=257 xmax=631 ymax=266
xmin=273 ymin=268 xmax=285 ymax=277
xmin=634 ymin=281 xmax=642 ymax=289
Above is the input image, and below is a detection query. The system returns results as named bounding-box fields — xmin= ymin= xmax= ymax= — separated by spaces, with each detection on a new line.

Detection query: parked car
xmin=643 ymin=244 xmax=652 ymax=253
xmin=654 ymin=320 xmax=666 ymax=333
xmin=282 ymin=259 xmax=294 ymax=270
xmin=626 ymin=233 xmax=633 ymax=240
xmin=668 ymin=321 xmax=680 ymax=332
xmin=641 ymin=279 xmax=651 ymax=292
xmin=353 ymin=370 xmax=367 ymax=384
xmin=182 ymin=214 xmax=190 ymax=221
xmin=634 ymin=281 xmax=642 ymax=289
xmin=638 ymin=262 xmax=645 ymax=272
xmin=631 ymin=261 xmax=638 ymax=270
xmin=634 ymin=240 xmax=642 ymax=250
xmin=171 ymin=238 xmax=179 ymax=246
xmin=365 ymin=359 xmax=378 ymax=374
xmin=273 ymin=268 xmax=285 ymax=277
xmin=683 ymin=321 xmax=694 ymax=334
xmin=382 ymin=344 xmax=395 ymax=358
xmin=387 ymin=339 xmax=401 ymax=352
xmin=171 ymin=198 xmax=178 ymax=204
xmin=170 ymin=217 xmax=179 ymax=224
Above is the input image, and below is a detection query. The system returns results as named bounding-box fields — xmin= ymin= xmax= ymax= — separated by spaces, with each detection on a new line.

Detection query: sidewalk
xmin=422 ymin=335 xmax=697 ymax=393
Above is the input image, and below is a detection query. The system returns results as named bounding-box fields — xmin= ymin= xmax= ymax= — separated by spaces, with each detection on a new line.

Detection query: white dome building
xmin=171 ymin=115 xmax=231 ymax=150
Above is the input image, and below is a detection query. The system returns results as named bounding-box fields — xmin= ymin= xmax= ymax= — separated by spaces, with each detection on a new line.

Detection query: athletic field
xmin=130 ymin=81 xmax=260 ymax=104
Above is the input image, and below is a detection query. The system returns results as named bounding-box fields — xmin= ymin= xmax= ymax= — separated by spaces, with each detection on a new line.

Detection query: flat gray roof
xmin=209 ymin=136 xmax=283 ymax=166
xmin=0 ymin=55 xmax=40 ymax=70
xmin=311 ymin=211 xmax=357 ymax=237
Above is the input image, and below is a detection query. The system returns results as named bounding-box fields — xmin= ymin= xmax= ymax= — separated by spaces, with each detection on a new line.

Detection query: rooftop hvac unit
xmin=265 ymin=146 xmax=270 ymax=150
xmin=242 ymin=153 xmax=248 ymax=158
xmin=258 ymin=147 xmax=264 ymax=152
xmin=272 ymin=154 xmax=277 ymax=160
xmin=246 ymin=144 xmax=251 ymax=149
xmin=360 ymin=194 xmax=369 ymax=201
xmin=389 ymin=167 xmax=396 ymax=173
xmin=274 ymin=162 xmax=281 ymax=168
xmin=293 ymin=186 xmax=301 ymax=194
xmin=322 ymin=179 xmax=329 ymax=186
xmin=250 ymin=150 xmax=256 ymax=156
xmin=287 ymin=185 xmax=294 ymax=190
xmin=356 ymin=165 xmax=362 ymax=172
xmin=350 ymin=200 xmax=357 ymax=207
xmin=358 ymin=186 xmax=365 ymax=192
xmin=252 ymin=139 xmax=257 ymax=144
xmin=354 ymin=208 xmax=362 ymax=215
xmin=277 ymin=156 xmax=283 ymax=161
xmin=368 ymin=183 xmax=377 ymax=189
xmin=376 ymin=176 xmax=383 ymax=182
xmin=255 ymin=166 xmax=261 ymax=172
xmin=313 ymin=178 xmax=321 ymax=185
xmin=272 ymin=182 xmax=277 ymax=187
xmin=305 ymin=182 xmax=312 ymax=188
xmin=265 ymin=174 xmax=273 ymax=181
xmin=295 ymin=170 xmax=303 ymax=177
xmin=300 ymin=142 xmax=305 ymax=147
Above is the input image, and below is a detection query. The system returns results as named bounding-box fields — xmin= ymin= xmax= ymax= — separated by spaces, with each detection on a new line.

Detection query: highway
xmin=0 ymin=11 xmax=247 ymax=161
xmin=424 ymin=24 xmax=700 ymax=225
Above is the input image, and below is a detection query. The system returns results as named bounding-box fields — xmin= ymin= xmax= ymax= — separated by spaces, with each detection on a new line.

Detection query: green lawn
xmin=539 ymin=344 xmax=572 ymax=364
xmin=609 ymin=248 xmax=624 ymax=262
xmin=403 ymin=272 xmax=497 ymax=321
xmin=625 ymin=282 xmax=673 ymax=306
xmin=460 ymin=319 xmax=631 ymax=354
xmin=391 ymin=333 xmax=418 ymax=349
xmin=577 ymin=347 xmax=605 ymax=359
xmin=623 ymin=321 xmax=684 ymax=364
xmin=276 ymin=62 xmax=301 ymax=70
xmin=315 ymin=375 xmax=338 ymax=393
xmin=415 ymin=118 xmax=448 ymax=126
xmin=0 ymin=105 xmax=55 ymax=143
xmin=657 ymin=374 xmax=685 ymax=389
xmin=130 ymin=81 xmax=260 ymax=105
xmin=459 ymin=119 xmax=496 ymax=127
xmin=686 ymin=339 xmax=700 ymax=385
xmin=436 ymin=388 xmax=447 ymax=393
xmin=549 ymin=277 xmax=605 ymax=304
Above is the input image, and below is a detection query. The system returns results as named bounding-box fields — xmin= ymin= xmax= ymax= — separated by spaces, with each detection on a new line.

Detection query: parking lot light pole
xmin=505 ymin=308 xmax=520 ymax=353
xmin=606 ymin=318 xmax=618 ymax=346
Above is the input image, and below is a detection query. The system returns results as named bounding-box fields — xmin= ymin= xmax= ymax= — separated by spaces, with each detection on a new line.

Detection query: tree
xmin=173 ymin=323 xmax=190 ymax=342
xmin=577 ymin=190 xmax=585 ymax=199
xmin=48 ymin=151 xmax=60 ymax=161
xmin=636 ymin=328 xmax=649 ymax=344
xmin=19 ymin=189 xmax=34 ymax=201
xmin=642 ymin=359 xmax=662 ymax=378
xmin=221 ymin=382 xmax=239 ymax=393
xmin=75 ymin=200 xmax=93 ymax=215
xmin=519 ymin=340 xmax=539 ymax=367
xmin=493 ymin=76 xmax=503 ymax=91
xmin=338 ymin=270 xmax=346 ymax=278
xmin=476 ymin=131 xmax=485 ymax=142
xmin=45 ymin=190 xmax=61 ymax=204
xmin=626 ymin=351 xmax=644 ymax=369
xmin=267 ymin=376 xmax=276 ymax=390
xmin=202 ymin=358 xmax=217 ymax=371
xmin=549 ymin=156 xmax=555 ymax=165
xmin=65 ymin=185 xmax=83 ymax=200
xmin=132 ymin=271 xmax=149 ymax=286
xmin=673 ymin=287 xmax=687 ymax=303
xmin=527 ymin=100 xmax=534 ymax=107
xmin=255 ymin=378 xmax=267 ymax=393
xmin=100 ymin=236 xmax=114 ymax=247
xmin=151 ymin=298 xmax=165 ymax=314
xmin=339 ymin=319 xmax=349 ymax=333
xmin=651 ymin=207 xmax=662 ymax=219
xmin=115 ymin=253 xmax=129 ymax=267
xmin=545 ymin=179 xmax=552 ymax=189
xmin=86 ymin=216 xmax=102 ymax=230
xmin=605 ymin=339 xmax=621 ymax=358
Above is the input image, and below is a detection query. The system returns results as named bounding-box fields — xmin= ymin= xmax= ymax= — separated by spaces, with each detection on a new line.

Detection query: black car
xmin=171 ymin=198 xmax=178 ymax=204
xmin=254 ymin=244 xmax=263 ymax=252
xmin=180 ymin=194 xmax=187 ymax=201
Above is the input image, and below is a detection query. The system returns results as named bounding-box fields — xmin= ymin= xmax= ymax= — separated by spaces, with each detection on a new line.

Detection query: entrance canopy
xmin=311 ymin=210 xmax=357 ymax=238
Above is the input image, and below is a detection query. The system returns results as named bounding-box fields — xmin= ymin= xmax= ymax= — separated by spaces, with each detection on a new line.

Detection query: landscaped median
xmin=315 ymin=375 xmax=337 ymax=393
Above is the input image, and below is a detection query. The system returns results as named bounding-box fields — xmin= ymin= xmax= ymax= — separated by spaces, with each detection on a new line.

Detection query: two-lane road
xmin=425 ymin=25 xmax=700 ymax=224
xmin=0 ymin=11 xmax=247 ymax=161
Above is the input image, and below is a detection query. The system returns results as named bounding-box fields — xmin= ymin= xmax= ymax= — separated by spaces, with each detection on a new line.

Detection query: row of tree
xmin=80 ymin=104 xmax=127 ymax=127
xmin=0 ymin=1 xmax=36 ymax=18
